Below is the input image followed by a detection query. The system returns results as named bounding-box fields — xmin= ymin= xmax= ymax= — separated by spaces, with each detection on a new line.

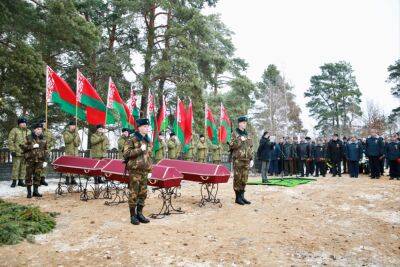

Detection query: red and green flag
xmin=218 ymin=102 xmax=232 ymax=143
xmin=183 ymin=99 xmax=193 ymax=153
xmin=127 ymin=87 xmax=140 ymax=120
xmin=76 ymin=69 xmax=109 ymax=125
xmin=173 ymin=98 xmax=187 ymax=146
xmin=147 ymin=93 xmax=156 ymax=141
xmin=106 ymin=77 xmax=135 ymax=128
xmin=205 ymin=103 xmax=218 ymax=145
xmin=157 ymin=95 xmax=168 ymax=132
xmin=46 ymin=66 xmax=86 ymax=120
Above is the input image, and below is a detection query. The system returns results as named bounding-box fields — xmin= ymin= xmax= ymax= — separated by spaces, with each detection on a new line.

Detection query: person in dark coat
xmin=365 ymin=129 xmax=385 ymax=179
xmin=384 ymin=134 xmax=400 ymax=180
xmin=313 ymin=138 xmax=327 ymax=177
xmin=305 ymin=137 xmax=314 ymax=176
xmin=257 ymin=131 xmax=274 ymax=183
xmin=327 ymin=134 xmax=344 ymax=177
xmin=296 ymin=136 xmax=308 ymax=177
xmin=283 ymin=137 xmax=295 ymax=176
xmin=342 ymin=136 xmax=348 ymax=174
xmin=292 ymin=136 xmax=299 ymax=175
xmin=345 ymin=136 xmax=363 ymax=178
xmin=268 ymin=141 xmax=281 ymax=176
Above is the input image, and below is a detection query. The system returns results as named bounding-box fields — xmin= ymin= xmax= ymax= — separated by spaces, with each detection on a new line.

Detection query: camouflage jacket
xmin=44 ymin=129 xmax=55 ymax=150
xmin=210 ymin=143 xmax=222 ymax=161
xmin=8 ymin=127 xmax=30 ymax=156
xmin=197 ymin=141 xmax=208 ymax=160
xmin=183 ymin=141 xmax=195 ymax=160
xmin=154 ymin=139 xmax=167 ymax=162
xmin=123 ymin=131 xmax=153 ymax=172
xmin=229 ymin=128 xmax=253 ymax=162
xmin=167 ymin=139 xmax=178 ymax=159
xmin=117 ymin=136 xmax=129 ymax=159
xmin=20 ymin=133 xmax=48 ymax=162
xmin=63 ymin=129 xmax=80 ymax=156
xmin=90 ymin=132 xmax=109 ymax=158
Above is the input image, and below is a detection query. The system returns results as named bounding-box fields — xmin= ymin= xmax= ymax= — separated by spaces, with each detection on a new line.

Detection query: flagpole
xmin=105 ymin=77 xmax=110 ymax=126
xmin=75 ymin=69 xmax=78 ymax=128
xmin=45 ymin=65 xmax=48 ymax=130
xmin=204 ymin=102 xmax=207 ymax=140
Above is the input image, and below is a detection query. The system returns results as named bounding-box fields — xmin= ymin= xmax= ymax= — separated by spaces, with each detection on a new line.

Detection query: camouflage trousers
xmin=11 ymin=156 xmax=26 ymax=180
xmin=233 ymin=160 xmax=250 ymax=191
xmin=128 ymin=171 xmax=148 ymax=208
xmin=25 ymin=161 xmax=44 ymax=186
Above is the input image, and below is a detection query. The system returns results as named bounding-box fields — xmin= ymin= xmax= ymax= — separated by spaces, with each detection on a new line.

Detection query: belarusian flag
xmin=127 ymin=87 xmax=140 ymax=120
xmin=46 ymin=66 xmax=85 ymax=120
xmin=156 ymin=95 xmax=168 ymax=132
xmin=147 ymin=93 xmax=156 ymax=141
xmin=76 ymin=69 xmax=109 ymax=125
xmin=173 ymin=98 xmax=186 ymax=145
xmin=182 ymin=99 xmax=193 ymax=153
xmin=205 ymin=103 xmax=218 ymax=145
xmin=106 ymin=77 xmax=135 ymax=128
xmin=218 ymin=102 xmax=232 ymax=143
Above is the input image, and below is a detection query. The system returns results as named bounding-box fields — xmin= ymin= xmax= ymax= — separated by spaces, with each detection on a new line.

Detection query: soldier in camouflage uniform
xmin=8 ymin=117 xmax=30 ymax=188
xmin=38 ymin=119 xmax=55 ymax=186
xmin=229 ymin=116 xmax=254 ymax=205
xmin=196 ymin=134 xmax=208 ymax=163
xmin=62 ymin=121 xmax=81 ymax=185
xmin=90 ymin=125 xmax=109 ymax=184
xmin=154 ymin=132 xmax=167 ymax=163
xmin=117 ymin=128 xmax=130 ymax=159
xmin=210 ymin=142 xmax=222 ymax=164
xmin=123 ymin=118 xmax=153 ymax=225
xmin=182 ymin=138 xmax=195 ymax=161
xmin=21 ymin=123 xmax=48 ymax=198
xmin=167 ymin=132 xmax=178 ymax=159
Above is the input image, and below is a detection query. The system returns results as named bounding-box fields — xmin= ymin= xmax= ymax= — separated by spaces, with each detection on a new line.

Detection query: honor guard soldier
xmin=8 ymin=117 xmax=30 ymax=188
xmin=209 ymin=142 xmax=222 ymax=164
xmin=118 ymin=128 xmax=130 ymax=159
xmin=183 ymin=138 xmax=195 ymax=161
xmin=123 ymin=118 xmax=153 ymax=225
xmin=167 ymin=132 xmax=178 ymax=159
xmin=90 ymin=125 xmax=109 ymax=183
xmin=154 ymin=132 xmax=167 ymax=163
xmin=62 ymin=121 xmax=81 ymax=185
xmin=196 ymin=134 xmax=208 ymax=163
xmin=229 ymin=116 xmax=253 ymax=205
xmin=39 ymin=119 xmax=55 ymax=186
xmin=21 ymin=123 xmax=48 ymax=198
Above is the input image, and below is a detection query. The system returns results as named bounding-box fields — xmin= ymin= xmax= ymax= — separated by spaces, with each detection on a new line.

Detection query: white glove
xmin=33 ymin=144 xmax=39 ymax=148
xmin=141 ymin=144 xmax=147 ymax=151
xmin=43 ymin=162 xmax=48 ymax=168
xmin=270 ymin=136 xmax=276 ymax=143
xmin=240 ymin=136 xmax=246 ymax=141
xmin=250 ymin=160 xmax=254 ymax=168
xmin=147 ymin=173 xmax=152 ymax=179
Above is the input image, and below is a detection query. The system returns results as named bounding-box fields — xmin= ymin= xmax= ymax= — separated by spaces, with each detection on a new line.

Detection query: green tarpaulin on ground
xmin=246 ymin=177 xmax=316 ymax=187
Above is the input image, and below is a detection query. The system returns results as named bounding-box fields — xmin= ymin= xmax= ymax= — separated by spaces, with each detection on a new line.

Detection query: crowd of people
xmin=256 ymin=130 xmax=400 ymax=182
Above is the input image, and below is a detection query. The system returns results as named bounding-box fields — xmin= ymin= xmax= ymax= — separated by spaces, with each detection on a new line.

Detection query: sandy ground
xmin=0 ymin=174 xmax=399 ymax=267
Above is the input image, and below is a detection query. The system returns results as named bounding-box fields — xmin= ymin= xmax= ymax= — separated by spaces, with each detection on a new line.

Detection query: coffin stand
xmin=101 ymin=159 xmax=184 ymax=219
xmin=157 ymin=159 xmax=230 ymax=207
xmin=52 ymin=156 xmax=112 ymax=201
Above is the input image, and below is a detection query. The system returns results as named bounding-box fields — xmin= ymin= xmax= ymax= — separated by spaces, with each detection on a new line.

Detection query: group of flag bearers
xmin=257 ymin=130 xmax=400 ymax=182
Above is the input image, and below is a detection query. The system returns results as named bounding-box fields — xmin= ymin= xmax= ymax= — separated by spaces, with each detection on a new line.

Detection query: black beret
xmin=237 ymin=116 xmax=248 ymax=123
xmin=136 ymin=118 xmax=149 ymax=127
xmin=32 ymin=123 xmax=43 ymax=130
xmin=67 ymin=121 xmax=75 ymax=126
xmin=121 ymin=128 xmax=129 ymax=133
xmin=96 ymin=124 xmax=104 ymax=129
xmin=18 ymin=117 xmax=27 ymax=124
xmin=170 ymin=132 xmax=175 ymax=137
xmin=199 ymin=134 xmax=205 ymax=138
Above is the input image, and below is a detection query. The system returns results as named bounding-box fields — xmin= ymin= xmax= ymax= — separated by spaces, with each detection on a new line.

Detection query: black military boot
xmin=27 ymin=186 xmax=32 ymax=198
xmin=70 ymin=176 xmax=77 ymax=185
xmin=65 ymin=176 xmax=70 ymax=185
xmin=235 ymin=190 xmax=245 ymax=205
xmin=241 ymin=190 xmax=251 ymax=205
xmin=18 ymin=179 xmax=25 ymax=187
xmin=11 ymin=180 xmax=17 ymax=188
xmin=97 ymin=177 xmax=105 ymax=184
xmin=129 ymin=207 xmax=140 ymax=225
xmin=136 ymin=205 xmax=150 ymax=223
xmin=40 ymin=177 xmax=48 ymax=186
xmin=33 ymin=185 xmax=42 ymax=197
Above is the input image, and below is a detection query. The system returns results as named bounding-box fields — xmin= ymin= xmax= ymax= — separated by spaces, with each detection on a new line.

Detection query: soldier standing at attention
xmin=154 ymin=132 xmax=167 ymax=163
xmin=62 ymin=121 xmax=81 ymax=185
xmin=123 ymin=118 xmax=152 ymax=225
xmin=365 ymin=129 xmax=384 ymax=179
xmin=197 ymin=134 xmax=208 ymax=163
xmin=327 ymin=134 xmax=344 ymax=177
xmin=182 ymin=138 xmax=195 ymax=161
xmin=209 ymin=142 xmax=222 ymax=164
xmin=314 ymin=138 xmax=327 ymax=177
xmin=229 ymin=116 xmax=253 ymax=205
xmin=118 ymin=128 xmax=130 ymax=159
xmin=296 ymin=136 xmax=308 ymax=177
xmin=21 ymin=123 xmax=47 ymax=198
xmin=8 ymin=117 xmax=29 ymax=188
xmin=384 ymin=133 xmax=400 ymax=180
xmin=344 ymin=135 xmax=363 ymax=178
xmin=90 ymin=125 xmax=109 ymax=184
xmin=39 ymin=119 xmax=55 ymax=186
xmin=167 ymin=132 xmax=178 ymax=159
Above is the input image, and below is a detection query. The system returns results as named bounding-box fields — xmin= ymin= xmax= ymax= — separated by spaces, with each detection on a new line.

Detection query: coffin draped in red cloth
xmin=101 ymin=159 xmax=183 ymax=188
xmin=157 ymin=159 xmax=230 ymax=184
xmin=52 ymin=156 xmax=111 ymax=176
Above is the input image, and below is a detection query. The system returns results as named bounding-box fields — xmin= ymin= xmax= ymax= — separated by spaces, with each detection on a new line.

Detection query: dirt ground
xmin=0 ymin=174 xmax=399 ymax=266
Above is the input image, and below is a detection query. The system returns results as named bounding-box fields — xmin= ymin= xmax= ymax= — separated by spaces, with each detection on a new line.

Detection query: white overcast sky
xmin=204 ymin=0 xmax=400 ymax=132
